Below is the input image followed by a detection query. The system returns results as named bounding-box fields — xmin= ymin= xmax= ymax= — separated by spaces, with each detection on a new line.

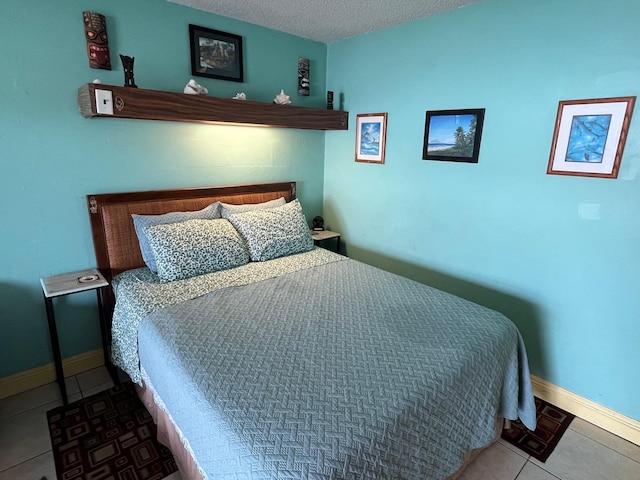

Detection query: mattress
xmin=112 ymin=248 xmax=536 ymax=479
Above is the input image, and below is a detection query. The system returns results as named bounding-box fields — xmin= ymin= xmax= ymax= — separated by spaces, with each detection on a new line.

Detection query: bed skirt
xmin=135 ymin=383 xmax=203 ymax=480
xmin=135 ymin=382 xmax=502 ymax=480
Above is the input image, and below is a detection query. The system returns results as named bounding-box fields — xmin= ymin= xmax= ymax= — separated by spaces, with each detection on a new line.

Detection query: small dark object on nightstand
xmin=312 ymin=216 xmax=324 ymax=231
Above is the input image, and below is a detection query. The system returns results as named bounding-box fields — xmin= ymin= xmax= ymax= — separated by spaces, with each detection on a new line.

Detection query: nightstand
xmin=311 ymin=229 xmax=341 ymax=254
xmin=40 ymin=268 xmax=109 ymax=404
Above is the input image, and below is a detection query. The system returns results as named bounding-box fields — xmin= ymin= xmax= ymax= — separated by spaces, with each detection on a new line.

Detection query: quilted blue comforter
xmin=115 ymin=249 xmax=536 ymax=479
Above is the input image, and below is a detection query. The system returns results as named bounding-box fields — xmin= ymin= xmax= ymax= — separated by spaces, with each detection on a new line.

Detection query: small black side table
xmin=40 ymin=268 xmax=109 ymax=404
xmin=311 ymin=230 xmax=341 ymax=254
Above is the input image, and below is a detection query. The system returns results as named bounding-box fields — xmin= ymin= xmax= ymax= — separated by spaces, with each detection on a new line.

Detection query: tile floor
xmin=0 ymin=366 xmax=181 ymax=480
xmin=1 ymin=366 xmax=639 ymax=480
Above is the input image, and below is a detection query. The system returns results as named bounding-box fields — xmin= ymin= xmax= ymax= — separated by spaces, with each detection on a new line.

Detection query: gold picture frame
xmin=547 ymin=96 xmax=635 ymax=179
xmin=355 ymin=113 xmax=388 ymax=164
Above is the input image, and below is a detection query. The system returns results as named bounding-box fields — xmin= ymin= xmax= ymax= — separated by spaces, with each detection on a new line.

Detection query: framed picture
xmin=422 ymin=109 xmax=485 ymax=163
xmin=189 ymin=24 xmax=243 ymax=82
xmin=355 ymin=113 xmax=388 ymax=164
xmin=547 ymin=97 xmax=635 ymax=178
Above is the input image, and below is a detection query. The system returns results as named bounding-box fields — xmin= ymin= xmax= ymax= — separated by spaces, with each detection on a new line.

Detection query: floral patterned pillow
xmin=226 ymin=199 xmax=314 ymax=262
xmin=132 ymin=203 xmax=221 ymax=273
xmin=144 ymin=219 xmax=249 ymax=282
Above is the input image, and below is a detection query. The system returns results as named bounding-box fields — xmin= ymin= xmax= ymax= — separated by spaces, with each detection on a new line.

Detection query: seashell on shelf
xmin=184 ymin=79 xmax=208 ymax=95
xmin=273 ymin=89 xmax=291 ymax=105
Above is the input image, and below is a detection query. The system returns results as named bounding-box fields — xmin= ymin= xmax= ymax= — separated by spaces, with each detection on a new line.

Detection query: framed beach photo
xmin=189 ymin=24 xmax=244 ymax=82
xmin=355 ymin=113 xmax=388 ymax=164
xmin=422 ymin=109 xmax=485 ymax=163
xmin=547 ymin=97 xmax=635 ymax=179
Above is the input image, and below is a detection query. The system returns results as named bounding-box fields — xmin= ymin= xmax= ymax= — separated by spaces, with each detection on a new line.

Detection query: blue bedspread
xmin=111 ymin=248 xmax=344 ymax=384
xmin=131 ymin=255 xmax=536 ymax=479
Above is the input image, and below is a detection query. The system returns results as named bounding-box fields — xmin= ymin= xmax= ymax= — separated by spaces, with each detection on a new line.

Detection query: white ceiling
xmin=168 ymin=0 xmax=480 ymax=43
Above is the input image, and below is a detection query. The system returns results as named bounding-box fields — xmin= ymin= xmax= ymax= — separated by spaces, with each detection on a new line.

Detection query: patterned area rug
xmin=47 ymin=382 xmax=177 ymax=480
xmin=501 ymin=396 xmax=575 ymax=462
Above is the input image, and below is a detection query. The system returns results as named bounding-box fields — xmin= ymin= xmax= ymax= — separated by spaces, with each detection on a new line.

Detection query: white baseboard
xmin=0 ymin=349 xmax=104 ymax=400
xmin=531 ymin=374 xmax=640 ymax=446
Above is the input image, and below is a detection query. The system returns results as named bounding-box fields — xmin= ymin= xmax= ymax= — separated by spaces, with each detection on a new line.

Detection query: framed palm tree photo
xmin=422 ymin=109 xmax=485 ymax=163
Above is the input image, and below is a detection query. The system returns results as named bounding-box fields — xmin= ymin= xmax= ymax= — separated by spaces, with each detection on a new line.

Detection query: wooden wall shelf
xmin=77 ymin=83 xmax=348 ymax=130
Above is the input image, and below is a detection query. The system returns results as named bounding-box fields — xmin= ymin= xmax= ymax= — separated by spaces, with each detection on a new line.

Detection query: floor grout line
xmin=570 ymin=428 xmax=640 ymax=465
xmin=0 ymin=450 xmax=53 ymax=474
xmin=523 ymin=458 xmax=563 ymax=479
xmin=512 ymin=460 xmax=527 ymax=479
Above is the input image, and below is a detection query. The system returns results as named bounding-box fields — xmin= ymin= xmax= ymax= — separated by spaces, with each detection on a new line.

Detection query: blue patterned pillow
xmin=226 ymin=199 xmax=314 ymax=262
xmin=144 ymin=219 xmax=249 ymax=282
xmin=220 ymin=197 xmax=286 ymax=218
xmin=132 ymin=203 xmax=221 ymax=272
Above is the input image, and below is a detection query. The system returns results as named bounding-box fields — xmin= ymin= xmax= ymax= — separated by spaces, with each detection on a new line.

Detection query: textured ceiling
xmin=168 ymin=0 xmax=480 ymax=43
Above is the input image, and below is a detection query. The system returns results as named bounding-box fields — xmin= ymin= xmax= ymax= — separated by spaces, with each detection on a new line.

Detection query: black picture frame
xmin=422 ymin=108 xmax=485 ymax=163
xmin=189 ymin=24 xmax=244 ymax=83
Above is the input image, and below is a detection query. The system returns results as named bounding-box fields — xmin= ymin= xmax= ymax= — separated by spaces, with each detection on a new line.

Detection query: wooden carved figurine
xmin=298 ymin=57 xmax=309 ymax=96
xmin=83 ymin=11 xmax=111 ymax=70
xmin=119 ymin=55 xmax=138 ymax=88
xmin=326 ymin=91 xmax=334 ymax=110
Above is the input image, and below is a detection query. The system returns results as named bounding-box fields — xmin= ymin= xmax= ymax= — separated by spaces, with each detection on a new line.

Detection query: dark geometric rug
xmin=47 ymin=382 xmax=177 ymax=480
xmin=501 ymin=396 xmax=575 ymax=462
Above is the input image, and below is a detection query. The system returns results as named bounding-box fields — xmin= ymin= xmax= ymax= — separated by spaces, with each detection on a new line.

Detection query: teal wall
xmin=325 ymin=0 xmax=640 ymax=422
xmin=0 ymin=0 xmax=327 ymax=378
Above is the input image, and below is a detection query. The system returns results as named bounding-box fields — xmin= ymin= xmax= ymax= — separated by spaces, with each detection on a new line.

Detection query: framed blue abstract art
xmin=547 ymin=97 xmax=635 ymax=178
xmin=355 ymin=113 xmax=388 ymax=164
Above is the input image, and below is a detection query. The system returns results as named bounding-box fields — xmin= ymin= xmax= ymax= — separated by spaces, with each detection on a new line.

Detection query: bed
xmin=87 ymin=181 xmax=536 ymax=480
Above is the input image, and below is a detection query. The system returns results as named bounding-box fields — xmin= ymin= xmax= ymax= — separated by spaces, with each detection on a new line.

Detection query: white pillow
xmin=220 ymin=197 xmax=286 ymax=218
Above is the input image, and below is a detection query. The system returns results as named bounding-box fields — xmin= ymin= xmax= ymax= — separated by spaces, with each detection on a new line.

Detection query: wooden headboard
xmin=87 ymin=182 xmax=297 ymax=281
xmin=86 ymin=182 xmax=295 ymax=379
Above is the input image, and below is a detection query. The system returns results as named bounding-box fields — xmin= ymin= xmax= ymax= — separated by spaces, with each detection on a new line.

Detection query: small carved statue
xmin=119 ymin=54 xmax=137 ymax=88
xmin=326 ymin=91 xmax=334 ymax=110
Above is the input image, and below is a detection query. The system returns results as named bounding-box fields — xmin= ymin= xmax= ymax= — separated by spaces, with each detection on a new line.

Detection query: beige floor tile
xmin=76 ymin=366 xmax=112 ymax=392
xmin=0 ymin=402 xmax=55 ymax=472
xmin=0 ymin=389 xmax=81 ymax=473
xmin=0 ymin=451 xmax=56 ymax=480
xmin=81 ymin=381 xmax=115 ymax=398
xmin=498 ymin=437 xmax=530 ymax=459
xmin=515 ymin=462 xmax=560 ymax=480
xmin=0 ymin=377 xmax=79 ymax=421
xmin=457 ymin=441 xmax=527 ymax=480
xmin=569 ymin=417 xmax=640 ymax=463
xmin=530 ymin=428 xmax=640 ymax=480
